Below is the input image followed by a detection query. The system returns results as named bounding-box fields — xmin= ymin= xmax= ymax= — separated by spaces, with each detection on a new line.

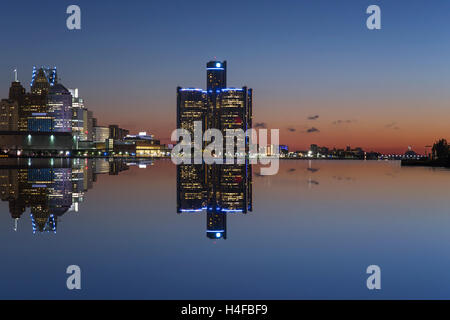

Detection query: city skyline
xmin=0 ymin=63 xmax=438 ymax=156
xmin=1 ymin=1 xmax=450 ymax=154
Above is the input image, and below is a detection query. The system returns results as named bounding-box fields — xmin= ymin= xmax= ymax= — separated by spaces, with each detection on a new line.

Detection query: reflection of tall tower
xmin=177 ymin=163 xmax=252 ymax=240
xmin=207 ymin=209 xmax=227 ymax=239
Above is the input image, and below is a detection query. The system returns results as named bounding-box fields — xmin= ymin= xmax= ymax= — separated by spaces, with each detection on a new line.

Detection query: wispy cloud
xmin=306 ymin=127 xmax=320 ymax=133
xmin=254 ymin=122 xmax=267 ymax=128
xmin=385 ymin=122 xmax=400 ymax=130
xmin=308 ymin=115 xmax=319 ymax=120
xmin=332 ymin=119 xmax=356 ymax=125
xmin=287 ymin=127 xmax=296 ymax=132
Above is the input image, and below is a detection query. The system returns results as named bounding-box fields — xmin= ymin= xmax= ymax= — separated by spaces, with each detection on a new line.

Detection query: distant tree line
xmin=432 ymin=139 xmax=449 ymax=160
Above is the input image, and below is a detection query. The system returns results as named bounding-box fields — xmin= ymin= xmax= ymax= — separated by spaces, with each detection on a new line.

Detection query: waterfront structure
xmin=0 ymin=131 xmax=73 ymax=155
xmin=93 ymin=126 xmax=110 ymax=143
xmin=122 ymin=132 xmax=168 ymax=156
xmin=109 ymin=125 xmax=129 ymax=141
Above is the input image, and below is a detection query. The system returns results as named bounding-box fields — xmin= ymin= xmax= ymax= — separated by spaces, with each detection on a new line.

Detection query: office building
xmin=94 ymin=126 xmax=110 ymax=143
xmin=30 ymin=67 xmax=57 ymax=95
xmin=176 ymin=61 xmax=253 ymax=239
xmin=206 ymin=60 xmax=226 ymax=91
xmin=109 ymin=124 xmax=129 ymax=141
xmin=69 ymin=88 xmax=86 ymax=141
xmin=9 ymin=81 xmax=25 ymax=106
xmin=177 ymin=61 xmax=252 ymax=151
xmin=27 ymin=113 xmax=53 ymax=132
xmin=19 ymin=93 xmax=47 ymax=131
xmin=0 ymin=99 xmax=18 ymax=131
xmin=47 ymin=83 xmax=72 ymax=133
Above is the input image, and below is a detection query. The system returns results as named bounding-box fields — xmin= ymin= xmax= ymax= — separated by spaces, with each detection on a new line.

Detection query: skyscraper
xmin=19 ymin=93 xmax=47 ymax=131
xmin=0 ymin=99 xmax=18 ymax=131
xmin=9 ymin=81 xmax=25 ymax=106
xmin=177 ymin=60 xmax=252 ymax=143
xmin=176 ymin=61 xmax=253 ymax=239
xmin=177 ymin=163 xmax=252 ymax=240
xmin=30 ymin=67 xmax=57 ymax=95
xmin=69 ymin=88 xmax=86 ymax=141
xmin=47 ymin=83 xmax=72 ymax=133
xmin=206 ymin=60 xmax=226 ymax=91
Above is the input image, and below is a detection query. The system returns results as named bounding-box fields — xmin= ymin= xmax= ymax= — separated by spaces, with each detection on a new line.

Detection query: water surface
xmin=1 ymin=159 xmax=450 ymax=299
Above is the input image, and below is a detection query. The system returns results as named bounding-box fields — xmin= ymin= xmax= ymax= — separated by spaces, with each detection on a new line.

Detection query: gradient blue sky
xmin=1 ymin=0 xmax=450 ymax=152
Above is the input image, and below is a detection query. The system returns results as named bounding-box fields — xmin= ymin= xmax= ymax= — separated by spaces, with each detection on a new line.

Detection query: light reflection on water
xmin=1 ymin=158 xmax=450 ymax=299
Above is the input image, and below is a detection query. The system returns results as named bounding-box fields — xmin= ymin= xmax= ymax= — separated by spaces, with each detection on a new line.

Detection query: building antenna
xmin=13 ymin=68 xmax=18 ymax=82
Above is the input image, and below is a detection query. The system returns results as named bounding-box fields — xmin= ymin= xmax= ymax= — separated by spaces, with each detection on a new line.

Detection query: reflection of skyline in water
xmin=1 ymin=158 xmax=254 ymax=239
xmin=0 ymin=158 xmax=131 ymax=233
xmin=2 ymin=160 xmax=450 ymax=298
xmin=177 ymin=162 xmax=252 ymax=240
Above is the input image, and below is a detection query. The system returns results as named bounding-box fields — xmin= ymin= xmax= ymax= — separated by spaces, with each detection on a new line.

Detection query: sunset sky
xmin=1 ymin=0 xmax=450 ymax=153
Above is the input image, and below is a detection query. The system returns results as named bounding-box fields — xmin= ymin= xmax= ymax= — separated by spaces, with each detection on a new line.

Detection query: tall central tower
xmin=176 ymin=60 xmax=253 ymax=240
xmin=206 ymin=60 xmax=226 ymax=91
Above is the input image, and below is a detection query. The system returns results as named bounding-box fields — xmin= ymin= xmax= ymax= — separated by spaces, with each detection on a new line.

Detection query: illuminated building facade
xmin=176 ymin=61 xmax=253 ymax=239
xmin=18 ymin=93 xmax=47 ymax=132
xmin=69 ymin=88 xmax=86 ymax=141
xmin=30 ymin=67 xmax=57 ymax=95
xmin=109 ymin=125 xmax=129 ymax=141
xmin=47 ymin=83 xmax=72 ymax=133
xmin=177 ymin=60 xmax=252 ymax=153
xmin=93 ymin=126 xmax=110 ymax=143
xmin=177 ymin=163 xmax=252 ymax=240
xmin=0 ymin=158 xmax=129 ymax=233
xmin=27 ymin=113 xmax=53 ymax=132
xmin=0 ymin=99 xmax=18 ymax=131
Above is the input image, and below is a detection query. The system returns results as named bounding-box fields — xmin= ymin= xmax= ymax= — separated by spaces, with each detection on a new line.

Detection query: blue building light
xmin=180 ymin=88 xmax=205 ymax=92
xmin=221 ymin=209 xmax=243 ymax=213
xmin=180 ymin=209 xmax=203 ymax=212
xmin=222 ymin=88 xmax=243 ymax=92
xmin=207 ymin=67 xmax=224 ymax=71
xmin=215 ymin=62 xmax=221 ymax=68
xmin=215 ymin=233 xmax=222 ymax=238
